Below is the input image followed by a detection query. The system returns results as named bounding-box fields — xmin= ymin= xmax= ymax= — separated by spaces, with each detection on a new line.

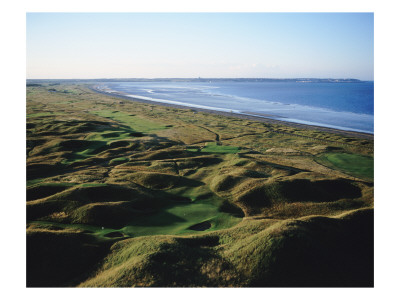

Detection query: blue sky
xmin=26 ymin=13 xmax=374 ymax=80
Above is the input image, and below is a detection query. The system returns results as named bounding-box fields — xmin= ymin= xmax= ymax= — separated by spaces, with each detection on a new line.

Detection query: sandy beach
xmin=91 ymin=86 xmax=373 ymax=140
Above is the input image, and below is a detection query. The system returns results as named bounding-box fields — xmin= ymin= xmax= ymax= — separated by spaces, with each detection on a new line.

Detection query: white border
xmin=2 ymin=1 xmax=399 ymax=299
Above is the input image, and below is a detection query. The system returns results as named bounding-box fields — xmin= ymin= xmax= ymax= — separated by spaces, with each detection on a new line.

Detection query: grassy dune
xmin=78 ymin=208 xmax=373 ymax=287
xmin=26 ymin=83 xmax=374 ymax=287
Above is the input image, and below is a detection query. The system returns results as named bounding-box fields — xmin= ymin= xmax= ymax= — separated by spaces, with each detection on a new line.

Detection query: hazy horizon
xmin=27 ymin=13 xmax=374 ymax=80
xmin=26 ymin=77 xmax=371 ymax=81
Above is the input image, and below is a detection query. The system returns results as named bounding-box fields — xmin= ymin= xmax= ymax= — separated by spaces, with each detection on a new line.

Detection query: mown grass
xmin=316 ymin=152 xmax=373 ymax=180
xmin=90 ymin=110 xmax=168 ymax=133
xmin=187 ymin=142 xmax=240 ymax=154
xmin=85 ymin=130 xmax=140 ymax=142
xmin=109 ymin=157 xmax=130 ymax=166
xmin=121 ymin=195 xmax=242 ymax=237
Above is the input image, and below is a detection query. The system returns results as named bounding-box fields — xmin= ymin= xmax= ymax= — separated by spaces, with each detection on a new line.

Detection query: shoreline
xmin=90 ymin=86 xmax=374 ymax=140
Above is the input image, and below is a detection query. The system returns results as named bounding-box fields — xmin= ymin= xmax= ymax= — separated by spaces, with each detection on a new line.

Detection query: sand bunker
xmin=104 ymin=231 xmax=125 ymax=238
xmin=188 ymin=221 xmax=211 ymax=231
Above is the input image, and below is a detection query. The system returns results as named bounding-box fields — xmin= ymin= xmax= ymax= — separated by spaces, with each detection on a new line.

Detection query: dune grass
xmin=27 ymin=112 xmax=54 ymax=118
xmin=79 ymin=208 xmax=373 ymax=287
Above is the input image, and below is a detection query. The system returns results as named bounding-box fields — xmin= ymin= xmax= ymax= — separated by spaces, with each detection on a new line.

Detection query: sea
xmin=98 ymin=80 xmax=374 ymax=134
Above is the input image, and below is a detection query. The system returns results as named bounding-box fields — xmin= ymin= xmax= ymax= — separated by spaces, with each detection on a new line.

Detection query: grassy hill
xmin=26 ymin=83 xmax=374 ymax=287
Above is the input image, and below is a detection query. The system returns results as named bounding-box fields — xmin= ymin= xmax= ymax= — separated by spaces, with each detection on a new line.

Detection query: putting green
xmin=316 ymin=152 xmax=373 ymax=180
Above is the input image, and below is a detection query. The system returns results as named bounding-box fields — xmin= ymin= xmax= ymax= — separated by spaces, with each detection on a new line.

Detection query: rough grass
xmin=27 ymin=112 xmax=54 ymax=118
xmin=27 ymin=182 xmax=76 ymax=201
xmin=123 ymin=171 xmax=202 ymax=190
xmin=26 ymin=184 xmax=165 ymax=227
xmin=233 ymin=177 xmax=362 ymax=216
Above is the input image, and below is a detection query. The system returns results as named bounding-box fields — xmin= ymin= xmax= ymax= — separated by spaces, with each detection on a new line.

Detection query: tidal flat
xmin=26 ymin=83 xmax=374 ymax=287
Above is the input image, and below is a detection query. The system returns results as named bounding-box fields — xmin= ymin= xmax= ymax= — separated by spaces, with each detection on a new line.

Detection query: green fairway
xmin=316 ymin=152 xmax=373 ymax=180
xmin=86 ymin=130 xmax=137 ymax=142
xmin=60 ymin=140 xmax=108 ymax=164
xmin=121 ymin=197 xmax=242 ymax=237
xmin=90 ymin=110 xmax=168 ymax=133
xmin=109 ymin=157 xmax=130 ymax=165
xmin=187 ymin=142 xmax=241 ymax=154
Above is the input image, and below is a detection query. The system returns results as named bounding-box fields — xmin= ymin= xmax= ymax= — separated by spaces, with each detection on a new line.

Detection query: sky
xmin=26 ymin=13 xmax=374 ymax=80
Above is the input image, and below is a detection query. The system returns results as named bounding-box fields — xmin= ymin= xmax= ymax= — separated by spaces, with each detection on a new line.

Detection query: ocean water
xmin=100 ymin=80 xmax=374 ymax=133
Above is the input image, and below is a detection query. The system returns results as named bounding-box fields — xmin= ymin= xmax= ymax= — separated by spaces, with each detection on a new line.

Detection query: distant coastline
xmin=27 ymin=77 xmax=370 ymax=84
